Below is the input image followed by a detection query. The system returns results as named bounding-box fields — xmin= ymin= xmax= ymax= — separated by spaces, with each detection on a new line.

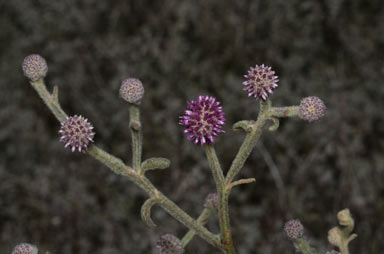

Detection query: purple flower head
xmin=179 ymin=95 xmax=225 ymax=145
xmin=243 ymin=64 xmax=279 ymax=101
xmin=59 ymin=115 xmax=95 ymax=152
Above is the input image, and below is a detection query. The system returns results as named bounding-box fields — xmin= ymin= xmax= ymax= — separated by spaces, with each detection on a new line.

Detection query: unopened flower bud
xmin=12 ymin=243 xmax=38 ymax=254
xmin=156 ymin=234 xmax=184 ymax=254
xmin=22 ymin=54 xmax=48 ymax=81
xmin=284 ymin=219 xmax=304 ymax=240
xmin=204 ymin=193 xmax=218 ymax=209
xmin=328 ymin=227 xmax=342 ymax=247
xmin=337 ymin=208 xmax=353 ymax=227
xmin=119 ymin=78 xmax=144 ymax=105
xmin=298 ymin=96 xmax=326 ymax=122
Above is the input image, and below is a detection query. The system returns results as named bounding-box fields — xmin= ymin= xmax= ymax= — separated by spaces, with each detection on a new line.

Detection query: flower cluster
xmin=59 ymin=115 xmax=95 ymax=152
xmin=243 ymin=64 xmax=279 ymax=101
xmin=179 ymin=96 xmax=225 ymax=145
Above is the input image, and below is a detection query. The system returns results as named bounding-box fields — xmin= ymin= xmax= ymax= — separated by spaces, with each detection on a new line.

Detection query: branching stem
xmin=29 ymin=79 xmax=222 ymax=250
xmin=205 ymin=145 xmax=234 ymax=253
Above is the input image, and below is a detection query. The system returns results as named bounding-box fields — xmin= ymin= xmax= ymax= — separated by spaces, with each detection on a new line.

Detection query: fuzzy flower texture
xmin=59 ymin=115 xmax=95 ymax=152
xmin=156 ymin=234 xmax=184 ymax=254
xmin=22 ymin=54 xmax=48 ymax=81
xmin=12 ymin=243 xmax=38 ymax=254
xmin=284 ymin=219 xmax=304 ymax=241
xmin=180 ymin=96 xmax=225 ymax=145
xmin=299 ymin=96 xmax=326 ymax=122
xmin=243 ymin=64 xmax=279 ymax=101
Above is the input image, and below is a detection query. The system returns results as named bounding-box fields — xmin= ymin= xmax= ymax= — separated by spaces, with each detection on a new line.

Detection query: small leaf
xmin=268 ymin=117 xmax=280 ymax=131
xmin=141 ymin=198 xmax=160 ymax=227
xmin=141 ymin=157 xmax=170 ymax=172
xmin=233 ymin=120 xmax=254 ymax=132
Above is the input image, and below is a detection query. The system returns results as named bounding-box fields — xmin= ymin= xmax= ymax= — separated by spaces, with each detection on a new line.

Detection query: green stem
xmin=205 ymin=145 xmax=234 ymax=253
xmin=295 ymin=238 xmax=316 ymax=254
xmin=30 ymin=80 xmax=67 ymax=122
xmin=181 ymin=208 xmax=213 ymax=247
xmin=340 ymin=243 xmax=349 ymax=254
xmin=29 ymin=78 xmax=222 ymax=250
xmin=269 ymin=106 xmax=299 ymax=118
xmin=129 ymin=105 xmax=142 ymax=171
xmin=225 ymin=101 xmax=269 ymax=185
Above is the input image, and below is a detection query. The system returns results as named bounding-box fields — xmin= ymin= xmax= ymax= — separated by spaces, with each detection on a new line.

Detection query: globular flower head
xmin=156 ymin=234 xmax=184 ymax=254
xmin=299 ymin=96 xmax=326 ymax=122
xmin=59 ymin=115 xmax=95 ymax=152
xmin=12 ymin=243 xmax=38 ymax=254
xmin=22 ymin=54 xmax=48 ymax=81
xmin=284 ymin=219 xmax=304 ymax=240
xmin=243 ymin=64 xmax=279 ymax=101
xmin=119 ymin=78 xmax=145 ymax=105
xmin=179 ymin=95 xmax=225 ymax=145
xmin=204 ymin=192 xmax=218 ymax=209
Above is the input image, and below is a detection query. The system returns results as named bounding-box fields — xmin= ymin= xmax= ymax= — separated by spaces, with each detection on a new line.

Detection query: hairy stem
xmin=181 ymin=208 xmax=213 ymax=248
xmin=129 ymin=105 xmax=142 ymax=171
xmin=30 ymin=80 xmax=67 ymax=122
xmin=269 ymin=106 xmax=299 ymax=118
xmin=225 ymin=101 xmax=269 ymax=184
xmin=340 ymin=243 xmax=349 ymax=254
xmin=205 ymin=145 xmax=234 ymax=254
xmin=29 ymin=79 xmax=222 ymax=250
xmin=295 ymin=239 xmax=316 ymax=254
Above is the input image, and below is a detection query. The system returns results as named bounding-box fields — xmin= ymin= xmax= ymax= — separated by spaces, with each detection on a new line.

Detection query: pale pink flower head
xmin=179 ymin=96 xmax=225 ymax=145
xmin=299 ymin=96 xmax=326 ymax=122
xmin=12 ymin=243 xmax=38 ymax=254
xmin=156 ymin=234 xmax=184 ymax=254
xmin=284 ymin=219 xmax=304 ymax=240
xmin=119 ymin=78 xmax=144 ymax=105
xmin=243 ymin=64 xmax=279 ymax=101
xmin=59 ymin=115 xmax=95 ymax=152
xmin=22 ymin=54 xmax=48 ymax=81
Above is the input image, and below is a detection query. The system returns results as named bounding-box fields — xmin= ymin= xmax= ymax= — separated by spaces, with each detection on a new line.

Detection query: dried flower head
xmin=119 ymin=78 xmax=145 ymax=105
xmin=59 ymin=115 xmax=95 ymax=152
xmin=204 ymin=193 xmax=218 ymax=209
xmin=12 ymin=243 xmax=38 ymax=254
xmin=22 ymin=54 xmax=48 ymax=81
xmin=299 ymin=96 xmax=326 ymax=122
xmin=156 ymin=234 xmax=184 ymax=254
xmin=284 ymin=219 xmax=304 ymax=240
xmin=179 ymin=95 xmax=225 ymax=145
xmin=243 ymin=64 xmax=279 ymax=101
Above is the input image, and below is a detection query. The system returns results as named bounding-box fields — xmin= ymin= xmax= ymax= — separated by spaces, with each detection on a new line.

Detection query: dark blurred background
xmin=1 ymin=0 xmax=383 ymax=253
